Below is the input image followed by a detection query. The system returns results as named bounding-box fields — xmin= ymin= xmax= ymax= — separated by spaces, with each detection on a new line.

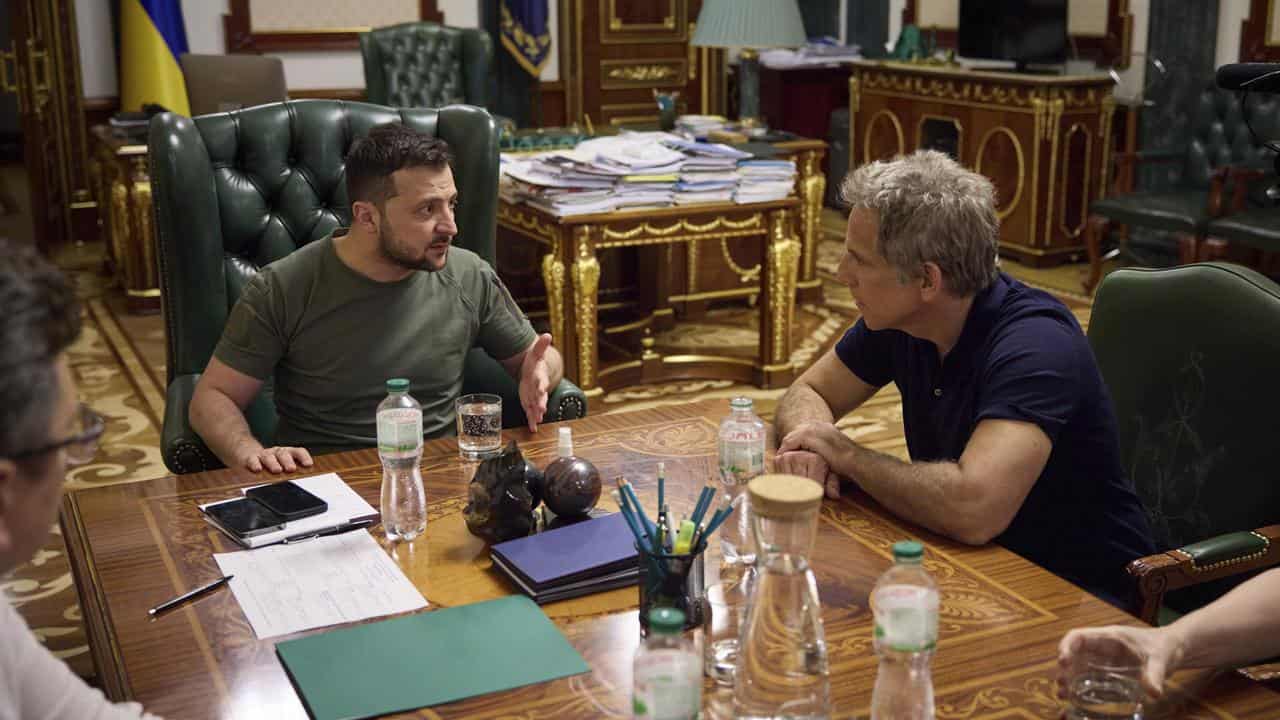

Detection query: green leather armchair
xmin=150 ymin=100 xmax=586 ymax=474
xmin=1083 ymin=87 xmax=1280 ymax=293
xmin=1088 ymin=262 xmax=1280 ymax=625
xmin=360 ymin=22 xmax=491 ymax=111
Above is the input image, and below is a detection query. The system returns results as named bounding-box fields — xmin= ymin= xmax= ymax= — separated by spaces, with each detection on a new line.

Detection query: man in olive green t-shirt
xmin=189 ymin=124 xmax=563 ymax=473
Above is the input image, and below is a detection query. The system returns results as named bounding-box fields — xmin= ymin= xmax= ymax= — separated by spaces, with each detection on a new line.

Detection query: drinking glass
xmin=456 ymin=393 xmax=502 ymax=460
xmin=703 ymin=581 xmax=749 ymax=686
xmin=1064 ymin=655 xmax=1144 ymax=720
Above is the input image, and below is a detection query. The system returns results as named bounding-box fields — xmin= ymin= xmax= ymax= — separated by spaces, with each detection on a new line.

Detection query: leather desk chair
xmin=1083 ymin=88 xmax=1280 ymax=293
xmin=149 ymin=100 xmax=586 ymax=474
xmin=1088 ymin=263 xmax=1280 ymax=626
xmin=180 ymin=54 xmax=288 ymax=116
xmin=361 ymin=22 xmax=490 ymax=109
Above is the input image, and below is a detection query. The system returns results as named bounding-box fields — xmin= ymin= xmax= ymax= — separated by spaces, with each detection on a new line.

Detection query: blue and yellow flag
xmin=121 ymin=0 xmax=190 ymax=116
xmin=500 ymin=0 xmax=551 ymax=77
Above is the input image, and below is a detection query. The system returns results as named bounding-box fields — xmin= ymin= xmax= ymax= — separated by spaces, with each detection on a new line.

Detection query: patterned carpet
xmin=4 ymin=215 xmax=1093 ymax=683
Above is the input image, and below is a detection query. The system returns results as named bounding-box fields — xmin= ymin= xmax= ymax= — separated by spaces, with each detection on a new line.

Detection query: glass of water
xmin=703 ymin=581 xmax=749 ymax=686
xmin=456 ymin=393 xmax=502 ymax=460
xmin=1065 ymin=656 xmax=1144 ymax=720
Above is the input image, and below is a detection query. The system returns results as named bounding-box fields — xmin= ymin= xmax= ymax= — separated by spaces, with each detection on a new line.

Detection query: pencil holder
xmin=636 ymin=543 xmax=705 ymax=637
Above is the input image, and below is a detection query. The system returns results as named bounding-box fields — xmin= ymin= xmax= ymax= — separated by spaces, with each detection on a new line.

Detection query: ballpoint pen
xmin=279 ymin=518 xmax=375 ymax=545
xmin=148 ymin=575 xmax=233 ymax=617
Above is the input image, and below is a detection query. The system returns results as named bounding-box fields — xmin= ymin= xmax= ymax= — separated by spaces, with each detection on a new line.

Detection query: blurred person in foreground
xmin=0 ymin=239 xmax=161 ymax=718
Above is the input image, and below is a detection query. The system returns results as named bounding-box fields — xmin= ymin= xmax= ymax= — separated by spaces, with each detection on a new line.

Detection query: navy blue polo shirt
xmin=835 ymin=272 xmax=1154 ymax=605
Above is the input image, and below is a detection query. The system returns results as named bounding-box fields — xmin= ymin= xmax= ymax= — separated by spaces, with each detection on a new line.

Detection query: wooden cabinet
xmin=847 ymin=60 xmax=1116 ymax=267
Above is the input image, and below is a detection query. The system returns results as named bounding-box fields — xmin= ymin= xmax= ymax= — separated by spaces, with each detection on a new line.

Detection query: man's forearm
xmin=833 ymin=442 xmax=994 ymax=544
xmin=1168 ymin=567 xmax=1280 ymax=670
xmin=776 ymin=382 xmax=835 ymax=438
xmin=189 ymin=388 xmax=261 ymax=468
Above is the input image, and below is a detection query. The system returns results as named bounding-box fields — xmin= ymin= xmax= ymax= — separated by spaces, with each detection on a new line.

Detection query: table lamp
xmin=691 ymin=0 xmax=807 ymax=128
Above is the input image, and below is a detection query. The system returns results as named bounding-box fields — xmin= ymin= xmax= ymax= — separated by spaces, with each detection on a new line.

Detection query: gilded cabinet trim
xmin=1058 ymin=122 xmax=1094 ymax=239
xmin=1098 ymin=96 xmax=1116 ymax=199
xmin=767 ymin=209 xmax=801 ymax=366
xmin=975 ymin=127 xmax=1026 ymax=220
xmin=600 ymin=58 xmax=687 ymax=89
xmin=571 ymin=226 xmax=601 ymax=390
xmin=863 ymin=109 xmax=905 ymax=164
xmin=541 ymin=232 xmax=567 ymax=347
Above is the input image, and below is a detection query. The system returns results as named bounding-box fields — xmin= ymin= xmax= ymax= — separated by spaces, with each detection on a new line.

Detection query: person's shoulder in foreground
xmin=0 ymin=238 xmax=162 ymax=719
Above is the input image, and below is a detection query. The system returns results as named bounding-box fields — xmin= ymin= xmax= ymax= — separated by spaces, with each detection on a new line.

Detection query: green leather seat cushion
xmin=1206 ymin=208 xmax=1280 ymax=253
xmin=1090 ymin=191 xmax=1211 ymax=234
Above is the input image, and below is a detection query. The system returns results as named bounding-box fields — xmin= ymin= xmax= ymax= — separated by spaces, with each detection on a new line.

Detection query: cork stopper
xmin=747 ymin=474 xmax=824 ymax=518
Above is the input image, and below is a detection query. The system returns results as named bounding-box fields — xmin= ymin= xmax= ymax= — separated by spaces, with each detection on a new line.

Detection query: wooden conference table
xmin=61 ymin=400 xmax=1280 ymax=719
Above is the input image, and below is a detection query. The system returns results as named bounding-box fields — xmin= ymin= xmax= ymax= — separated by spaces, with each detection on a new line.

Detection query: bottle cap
xmin=386 ymin=378 xmax=409 ymax=392
xmin=730 ymin=396 xmax=753 ymax=410
xmin=647 ymin=607 xmax=685 ymax=634
xmin=892 ymin=540 xmax=924 ymax=562
xmin=747 ymin=474 xmax=823 ymax=518
xmin=557 ymin=426 xmax=573 ymax=456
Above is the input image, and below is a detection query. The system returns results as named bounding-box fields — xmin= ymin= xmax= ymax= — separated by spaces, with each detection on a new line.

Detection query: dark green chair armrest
xmin=163 ymin=373 xmax=279 ymax=475
xmin=462 ymin=348 xmax=587 ymax=429
xmin=1127 ymin=524 xmax=1280 ymax=625
xmin=162 ymin=374 xmax=222 ymax=474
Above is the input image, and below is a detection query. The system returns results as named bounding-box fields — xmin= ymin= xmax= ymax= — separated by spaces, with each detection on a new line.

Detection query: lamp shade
xmin=690 ymin=0 xmax=807 ymax=49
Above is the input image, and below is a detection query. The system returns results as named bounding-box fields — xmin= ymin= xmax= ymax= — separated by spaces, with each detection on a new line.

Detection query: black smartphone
xmin=244 ymin=481 xmax=328 ymax=521
xmin=202 ymin=497 xmax=287 ymax=538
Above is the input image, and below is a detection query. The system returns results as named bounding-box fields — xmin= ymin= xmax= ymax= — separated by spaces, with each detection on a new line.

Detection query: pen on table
xmin=279 ymin=518 xmax=375 ymax=545
xmin=148 ymin=575 xmax=233 ymax=617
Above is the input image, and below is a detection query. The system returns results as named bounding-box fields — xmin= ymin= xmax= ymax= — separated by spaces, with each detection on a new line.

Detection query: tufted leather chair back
xmin=1179 ymin=87 xmax=1280 ymax=192
xmin=360 ymin=22 xmax=491 ymax=110
xmin=149 ymin=100 xmax=499 ymax=391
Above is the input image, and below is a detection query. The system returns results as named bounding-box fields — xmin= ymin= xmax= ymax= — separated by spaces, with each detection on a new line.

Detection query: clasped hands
xmin=774 ymin=421 xmax=854 ymax=499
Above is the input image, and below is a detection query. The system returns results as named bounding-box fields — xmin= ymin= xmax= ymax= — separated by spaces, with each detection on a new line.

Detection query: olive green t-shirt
xmin=213 ymin=232 xmax=536 ymax=455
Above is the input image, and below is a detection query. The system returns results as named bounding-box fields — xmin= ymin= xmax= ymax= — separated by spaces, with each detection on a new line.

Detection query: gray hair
xmin=0 ymin=240 xmax=81 ymax=461
xmin=839 ymin=150 xmax=999 ymax=296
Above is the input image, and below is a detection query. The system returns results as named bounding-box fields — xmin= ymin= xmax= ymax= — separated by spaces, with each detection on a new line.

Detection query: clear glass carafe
xmin=733 ymin=474 xmax=830 ymax=719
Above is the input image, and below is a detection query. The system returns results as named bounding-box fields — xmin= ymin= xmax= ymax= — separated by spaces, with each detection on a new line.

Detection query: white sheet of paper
xmin=213 ymin=530 xmax=427 ymax=639
xmin=200 ymin=472 xmax=379 ymax=548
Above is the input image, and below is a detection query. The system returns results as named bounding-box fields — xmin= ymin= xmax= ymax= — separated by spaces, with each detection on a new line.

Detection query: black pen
xmin=279 ymin=518 xmax=375 ymax=545
xmin=148 ymin=575 xmax=233 ymax=617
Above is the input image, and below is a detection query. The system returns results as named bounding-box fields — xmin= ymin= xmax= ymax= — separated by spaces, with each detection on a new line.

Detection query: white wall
xmin=1219 ymin=0 xmax=1249 ymax=70
xmin=76 ymin=0 xmax=559 ymax=97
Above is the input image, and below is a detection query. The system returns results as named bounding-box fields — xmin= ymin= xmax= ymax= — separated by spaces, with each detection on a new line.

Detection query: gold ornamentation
xmin=540 ymin=232 xmax=566 ymax=346
xmin=861 ymin=70 xmax=1032 ymax=109
xmin=109 ymin=179 xmax=130 ymax=287
xmin=571 ymin=226 xmax=600 ymax=390
xmin=607 ymin=64 xmax=676 ymax=81
xmin=849 ymin=75 xmax=861 ymax=115
xmin=798 ymin=150 xmax=826 ymax=283
xmin=975 ymin=126 xmax=1026 ymax=220
xmin=686 ymin=238 xmax=698 ymax=294
xmin=129 ymin=157 xmax=156 ymax=293
xmin=1098 ymin=95 xmax=1116 ymax=199
xmin=498 ymin=202 xmax=558 ymax=246
xmin=767 ymin=210 xmax=801 ymax=365
xmin=1058 ymin=122 xmax=1093 ymax=239
xmin=1041 ymin=95 xmax=1065 ymax=247
xmin=863 ymin=109 xmax=905 ymax=163
xmin=601 ymin=213 xmax=763 ymax=241
xmin=605 ymin=0 xmax=677 ymax=34
xmin=719 ymin=238 xmax=760 ymax=282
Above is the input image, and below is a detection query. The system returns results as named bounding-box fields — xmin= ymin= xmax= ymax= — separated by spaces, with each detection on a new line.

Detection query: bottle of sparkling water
xmin=633 ymin=607 xmax=701 ymax=720
xmin=718 ymin=397 xmax=765 ymax=568
xmin=870 ymin=541 xmax=939 ymax=720
xmin=377 ymin=378 xmax=426 ymax=542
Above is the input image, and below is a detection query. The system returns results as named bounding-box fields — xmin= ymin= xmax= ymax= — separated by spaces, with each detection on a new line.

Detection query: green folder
xmin=276 ymin=595 xmax=590 ymax=720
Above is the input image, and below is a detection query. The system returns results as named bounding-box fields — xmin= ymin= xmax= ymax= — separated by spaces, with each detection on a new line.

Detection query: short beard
xmin=377 ymin=216 xmax=441 ymax=272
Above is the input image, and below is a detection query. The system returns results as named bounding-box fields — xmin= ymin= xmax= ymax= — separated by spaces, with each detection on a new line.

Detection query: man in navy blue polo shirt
xmin=774 ymin=150 xmax=1154 ymax=607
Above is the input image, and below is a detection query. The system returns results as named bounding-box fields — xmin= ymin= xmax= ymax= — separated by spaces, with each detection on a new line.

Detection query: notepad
xmin=489 ymin=512 xmax=639 ymax=602
xmin=276 ymin=595 xmax=589 ymax=720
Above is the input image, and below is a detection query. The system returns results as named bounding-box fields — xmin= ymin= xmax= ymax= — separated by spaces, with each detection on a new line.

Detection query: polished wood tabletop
xmin=61 ymin=400 xmax=1279 ymax=719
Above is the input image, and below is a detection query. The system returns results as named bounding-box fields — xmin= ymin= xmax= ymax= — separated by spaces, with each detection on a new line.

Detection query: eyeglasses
xmin=13 ymin=404 xmax=106 ymax=466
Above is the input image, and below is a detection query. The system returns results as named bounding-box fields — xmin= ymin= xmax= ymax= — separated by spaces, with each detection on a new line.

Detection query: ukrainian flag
xmin=121 ymin=0 xmax=190 ymax=116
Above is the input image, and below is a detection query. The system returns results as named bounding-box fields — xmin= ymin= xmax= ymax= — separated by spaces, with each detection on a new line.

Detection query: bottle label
xmin=718 ymin=435 xmax=764 ymax=485
xmin=633 ymin=648 xmax=701 ymax=719
xmin=377 ymin=408 xmax=422 ymax=457
xmin=872 ymin=585 xmax=939 ymax=652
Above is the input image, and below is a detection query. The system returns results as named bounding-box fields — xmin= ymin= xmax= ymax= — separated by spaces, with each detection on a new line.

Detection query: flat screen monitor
xmin=958 ymin=0 xmax=1068 ymax=70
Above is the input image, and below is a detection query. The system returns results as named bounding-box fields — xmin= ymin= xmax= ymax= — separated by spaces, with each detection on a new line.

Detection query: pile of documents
xmin=500 ymin=131 xmax=792 ymax=217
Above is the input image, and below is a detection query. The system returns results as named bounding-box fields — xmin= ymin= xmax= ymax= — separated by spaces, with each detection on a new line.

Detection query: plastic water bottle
xmin=377 ymin=378 xmax=426 ymax=542
xmin=633 ymin=607 xmax=701 ymax=720
xmin=718 ymin=397 xmax=765 ymax=568
xmin=870 ymin=540 xmax=939 ymax=720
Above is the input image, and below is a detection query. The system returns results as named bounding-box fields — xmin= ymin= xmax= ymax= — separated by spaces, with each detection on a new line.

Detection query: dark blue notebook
xmin=490 ymin=512 xmax=639 ymax=592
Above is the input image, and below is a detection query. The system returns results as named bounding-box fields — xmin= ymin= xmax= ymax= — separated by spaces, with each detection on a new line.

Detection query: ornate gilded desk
xmin=61 ymin=400 xmax=1280 ymax=719
xmin=499 ymin=198 xmax=802 ymax=401
xmin=89 ymin=125 xmax=160 ymax=314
